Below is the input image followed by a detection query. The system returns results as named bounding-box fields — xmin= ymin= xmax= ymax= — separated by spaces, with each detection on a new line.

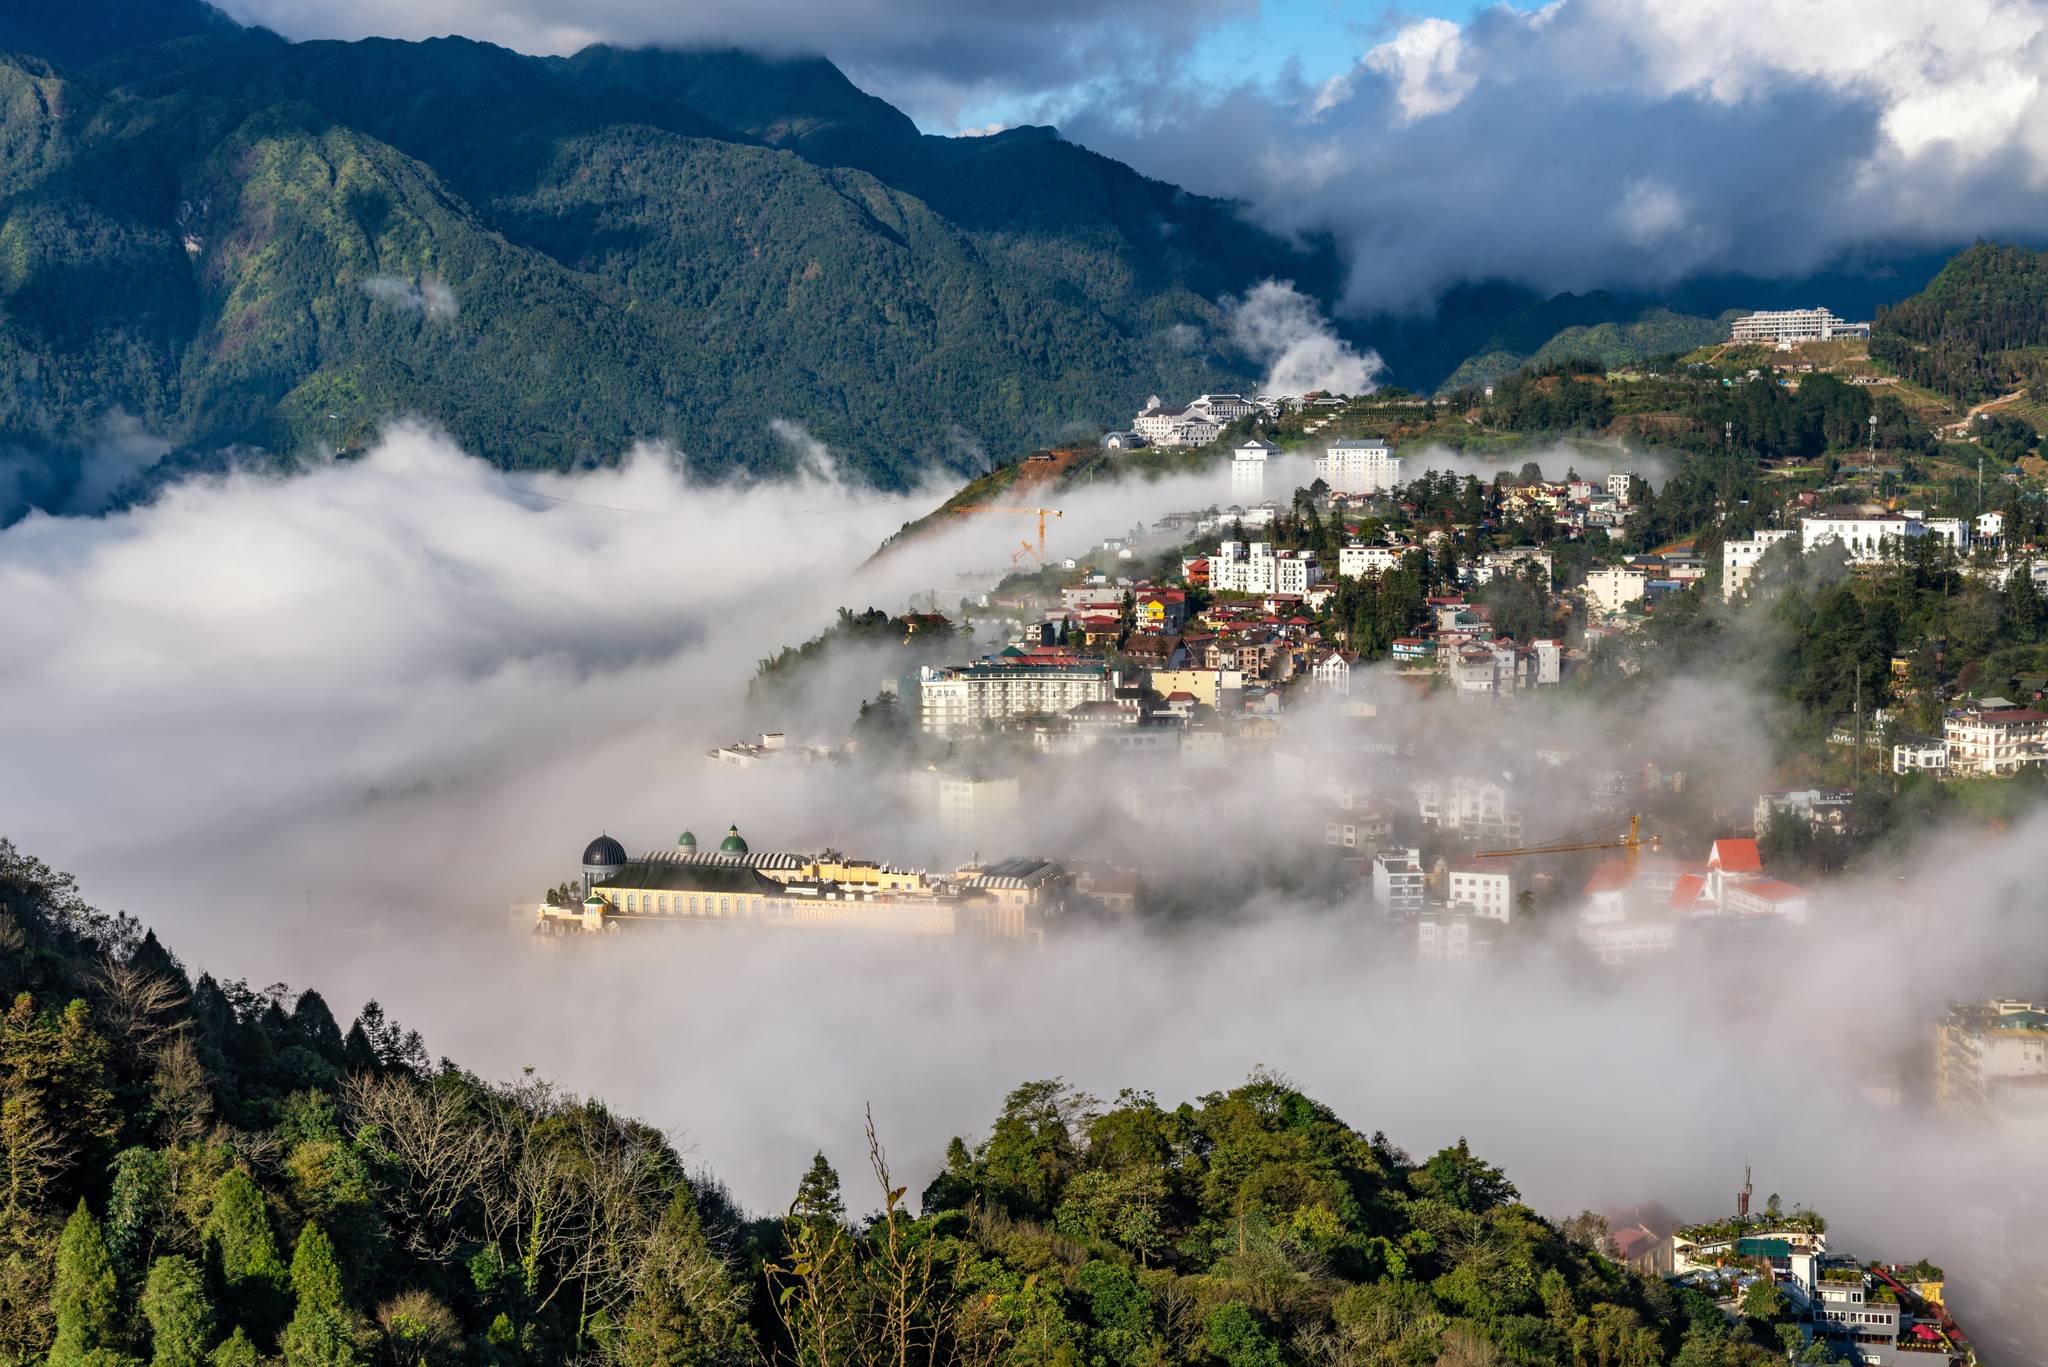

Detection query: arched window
xmin=689 ymin=895 xmax=698 ymax=914
xmin=720 ymin=896 xmax=730 ymax=916
xmin=626 ymin=894 xmax=637 ymax=912
xmin=658 ymin=894 xmax=668 ymax=913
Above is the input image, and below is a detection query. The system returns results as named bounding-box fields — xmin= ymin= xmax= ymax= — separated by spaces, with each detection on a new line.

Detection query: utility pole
xmin=1853 ymin=667 xmax=1863 ymax=786
xmin=1868 ymin=412 xmax=1877 ymax=459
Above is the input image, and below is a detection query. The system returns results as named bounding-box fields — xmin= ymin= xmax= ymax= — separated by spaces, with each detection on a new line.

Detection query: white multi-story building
xmin=1800 ymin=513 xmax=1927 ymax=565
xmin=1338 ymin=542 xmax=1407 ymax=579
xmin=1943 ymin=702 xmax=2048 ymax=774
xmin=1210 ymin=540 xmax=1272 ymax=594
xmin=918 ymin=663 xmax=1115 ymax=735
xmin=1210 ymin=540 xmax=1320 ymax=596
xmin=1231 ymin=439 xmax=1276 ymax=500
xmin=1415 ymin=778 xmax=1522 ymax=842
xmin=1583 ymin=567 xmax=1647 ymax=615
xmin=1923 ymin=517 xmax=1970 ymax=553
xmin=1892 ymin=736 xmax=1949 ymax=775
xmin=1936 ymin=998 xmax=2048 ymax=1117
xmin=1276 ymin=550 xmax=1320 ymax=596
xmin=1316 ymin=439 xmax=1401 ymax=495
xmin=1372 ymin=848 xmax=1425 ymax=918
xmin=1729 ymin=307 xmax=1867 ymax=345
xmin=1722 ymin=528 xmax=1798 ymax=599
xmin=1416 ymin=913 xmax=1495 ymax=965
xmin=933 ymin=770 xmax=1019 ymax=836
xmin=1471 ymin=546 xmax=1553 ymax=586
xmin=1606 ymin=470 xmax=1637 ymax=504
xmin=1193 ymin=393 xmax=1258 ymax=423
xmin=1446 ymin=866 xmax=1515 ymax=921
xmin=1532 ymin=638 xmax=1562 ymax=686
xmin=1310 ymin=649 xmax=1357 ymax=694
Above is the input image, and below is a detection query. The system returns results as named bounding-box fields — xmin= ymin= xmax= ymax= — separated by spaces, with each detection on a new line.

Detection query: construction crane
xmin=957 ymin=505 xmax=1063 ymax=568
xmin=1469 ymin=814 xmax=1661 ymax=874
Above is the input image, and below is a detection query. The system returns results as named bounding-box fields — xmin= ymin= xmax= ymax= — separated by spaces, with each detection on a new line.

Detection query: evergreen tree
xmin=140 ymin=1256 xmax=215 ymax=1367
xmin=50 ymin=1201 xmax=132 ymax=1367
xmin=105 ymin=1148 xmax=172 ymax=1295
xmin=208 ymin=1328 xmax=259 ymax=1367
xmin=281 ymin=1224 xmax=360 ymax=1367
xmin=616 ymin=1188 xmax=751 ymax=1367
xmin=789 ymin=1154 xmax=844 ymax=1229
xmin=203 ymin=1169 xmax=287 ymax=1336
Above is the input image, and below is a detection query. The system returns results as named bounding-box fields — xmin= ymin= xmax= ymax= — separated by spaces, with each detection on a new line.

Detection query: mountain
xmin=0 ymin=2 xmax=1975 ymax=523
xmin=1871 ymin=242 xmax=2048 ymax=405
xmin=0 ymin=10 xmax=1330 ymax=520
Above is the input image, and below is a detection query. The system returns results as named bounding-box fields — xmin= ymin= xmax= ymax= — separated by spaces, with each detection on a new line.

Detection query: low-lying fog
xmin=2 ymin=425 xmax=2041 ymax=1353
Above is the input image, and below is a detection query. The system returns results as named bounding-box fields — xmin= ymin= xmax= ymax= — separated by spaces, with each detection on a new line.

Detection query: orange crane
xmin=1469 ymin=813 xmax=1661 ymax=875
xmin=957 ymin=505 xmax=1063 ymax=568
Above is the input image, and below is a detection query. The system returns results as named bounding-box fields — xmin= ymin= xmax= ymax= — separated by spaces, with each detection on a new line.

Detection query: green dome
xmin=677 ymin=830 xmax=697 ymax=849
xmin=719 ymin=824 xmax=749 ymax=854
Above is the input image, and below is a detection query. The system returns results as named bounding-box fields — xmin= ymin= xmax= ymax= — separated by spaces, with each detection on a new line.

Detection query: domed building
xmin=719 ymin=825 xmax=749 ymax=855
xmin=582 ymin=833 xmax=628 ymax=894
xmin=677 ymin=830 xmax=697 ymax=852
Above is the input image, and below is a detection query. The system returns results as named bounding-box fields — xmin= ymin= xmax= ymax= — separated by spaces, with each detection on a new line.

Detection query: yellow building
xmin=537 ymin=828 xmax=1060 ymax=942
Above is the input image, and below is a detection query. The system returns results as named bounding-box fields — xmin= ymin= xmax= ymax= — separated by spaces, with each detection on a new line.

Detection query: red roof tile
xmin=1709 ymin=838 xmax=1762 ymax=874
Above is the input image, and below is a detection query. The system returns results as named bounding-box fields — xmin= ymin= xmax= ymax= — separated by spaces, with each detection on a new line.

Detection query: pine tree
xmin=208 ymin=1328 xmax=259 ymax=1367
xmin=50 ymin=1200 xmax=133 ymax=1367
xmin=203 ymin=1169 xmax=287 ymax=1337
xmin=140 ymin=1256 xmax=215 ymax=1367
xmin=106 ymin=1148 xmax=172 ymax=1294
xmin=790 ymin=1153 xmax=844 ymax=1229
xmin=616 ymin=1188 xmax=752 ymax=1367
xmin=280 ymin=1223 xmax=361 ymax=1367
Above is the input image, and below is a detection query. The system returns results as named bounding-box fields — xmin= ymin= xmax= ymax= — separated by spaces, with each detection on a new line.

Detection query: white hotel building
xmin=1231 ymin=438 xmax=1276 ymax=500
xmin=1316 ymin=439 xmax=1401 ymax=495
xmin=1728 ymin=308 xmax=1869 ymax=345
xmin=1211 ymin=540 xmax=1321 ymax=596
xmin=1799 ymin=513 xmax=1925 ymax=566
xmin=918 ymin=662 xmax=1115 ymax=735
xmin=1339 ymin=542 xmax=1408 ymax=579
xmin=1721 ymin=528 xmax=1798 ymax=599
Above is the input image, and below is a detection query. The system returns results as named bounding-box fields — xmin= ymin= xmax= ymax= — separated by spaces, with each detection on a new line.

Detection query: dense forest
xmin=0 ymin=1 xmax=1319 ymax=516
xmin=1870 ymin=244 xmax=2048 ymax=404
xmin=0 ymin=838 xmax=1832 ymax=1366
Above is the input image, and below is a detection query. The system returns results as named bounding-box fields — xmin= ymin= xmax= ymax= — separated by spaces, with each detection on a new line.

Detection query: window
xmin=658 ymin=894 xmax=668 ymax=914
xmin=720 ymin=897 xmax=730 ymax=915
xmin=626 ymin=894 xmax=637 ymax=912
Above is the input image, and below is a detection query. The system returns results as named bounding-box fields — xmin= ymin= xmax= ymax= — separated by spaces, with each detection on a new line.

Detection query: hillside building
xmin=918 ymin=661 xmax=1115 ymax=735
xmin=1315 ymin=438 xmax=1400 ymax=494
xmin=540 ymin=831 xmax=1059 ymax=941
xmin=1728 ymin=307 xmax=1869 ymax=345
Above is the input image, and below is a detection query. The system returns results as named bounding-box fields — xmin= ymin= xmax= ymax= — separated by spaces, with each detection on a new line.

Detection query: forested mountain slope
xmin=0 ymin=10 xmax=1323 ymax=515
xmin=0 ymin=837 xmax=1801 ymax=1365
xmin=1871 ymin=243 xmax=2048 ymax=404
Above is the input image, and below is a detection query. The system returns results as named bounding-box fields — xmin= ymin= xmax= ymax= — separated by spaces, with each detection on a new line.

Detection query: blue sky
xmin=946 ymin=0 xmax=1499 ymax=135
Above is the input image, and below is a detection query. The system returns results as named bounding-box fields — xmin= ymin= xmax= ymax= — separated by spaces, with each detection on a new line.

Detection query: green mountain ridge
xmin=0 ymin=2 xmax=1978 ymax=523
xmin=0 ymin=15 xmax=1321 ymax=516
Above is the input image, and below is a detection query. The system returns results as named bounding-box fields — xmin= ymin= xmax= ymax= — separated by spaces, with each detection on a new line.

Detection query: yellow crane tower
xmin=956 ymin=505 xmax=1064 ymax=568
xmin=1469 ymin=814 xmax=1661 ymax=875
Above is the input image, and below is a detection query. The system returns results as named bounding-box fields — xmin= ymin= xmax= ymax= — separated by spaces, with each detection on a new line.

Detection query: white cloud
xmin=363 ymin=274 xmax=459 ymax=321
xmin=1361 ymin=17 xmax=1473 ymax=122
xmin=1068 ymin=0 xmax=2048 ymax=310
xmin=1225 ymin=279 xmax=1384 ymax=395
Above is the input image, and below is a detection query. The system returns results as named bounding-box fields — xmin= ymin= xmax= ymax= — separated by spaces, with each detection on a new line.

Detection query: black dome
xmin=582 ymin=834 xmax=628 ymax=866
